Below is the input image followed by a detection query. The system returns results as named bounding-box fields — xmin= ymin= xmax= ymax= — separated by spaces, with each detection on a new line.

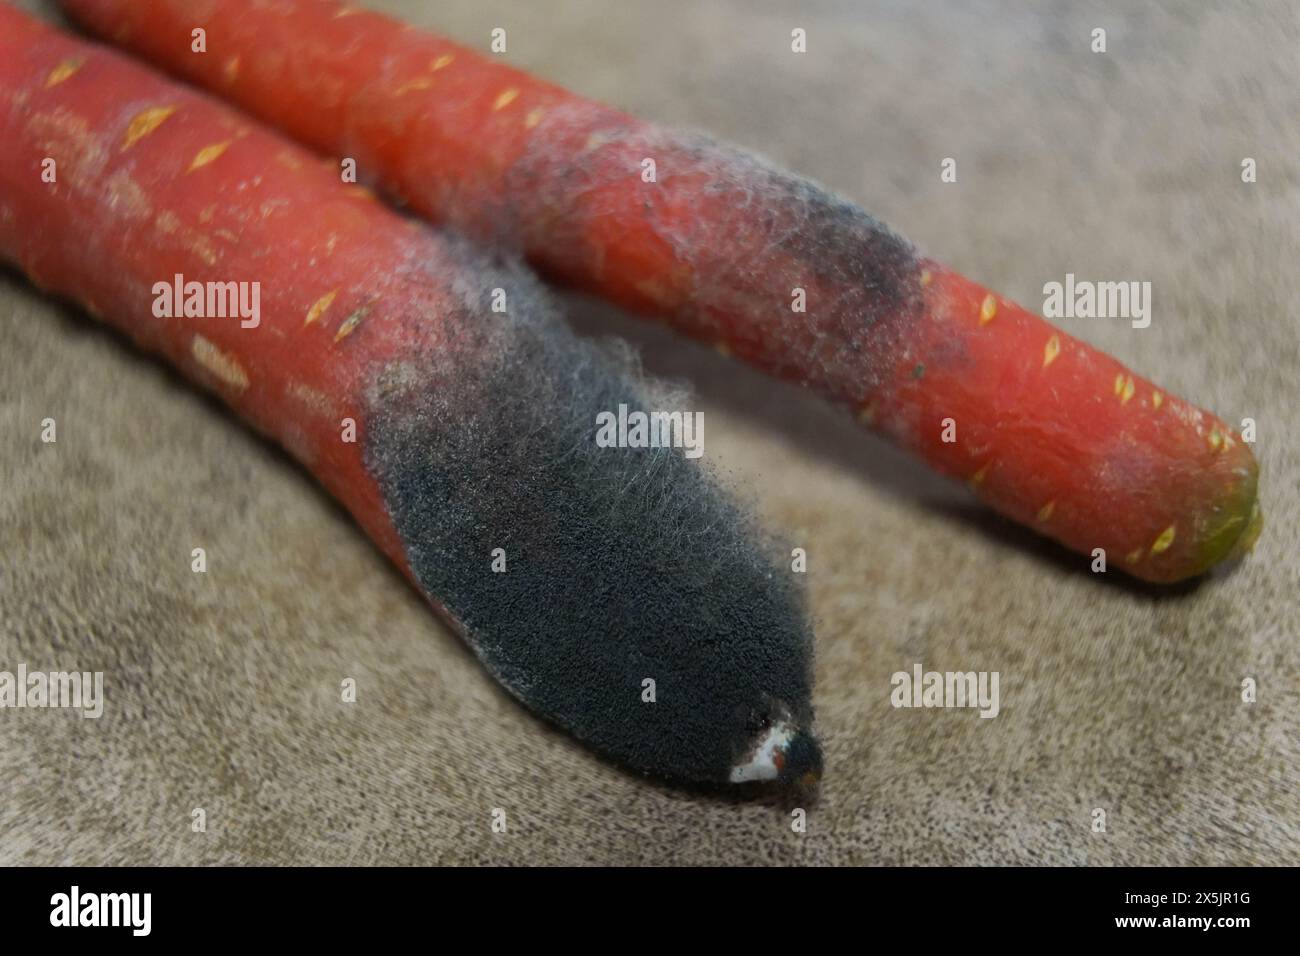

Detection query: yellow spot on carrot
xmin=287 ymin=382 xmax=333 ymax=415
xmin=920 ymin=269 xmax=932 ymax=288
xmin=334 ymin=6 xmax=362 ymax=17
xmin=305 ymin=290 xmax=339 ymax=326
xmin=1113 ymin=373 xmax=1124 ymax=396
xmin=969 ymin=461 xmax=992 ymax=487
xmin=223 ymin=56 xmax=240 ymax=84
xmin=1126 ymin=548 xmax=1143 ymax=565
xmin=493 ymin=88 xmax=520 ymax=111
xmin=45 ymin=59 xmax=84 ymax=88
xmin=1036 ymin=501 xmax=1055 ymax=523
xmin=191 ymin=335 xmax=249 ymax=391
xmin=122 ymin=106 xmax=177 ymax=151
xmin=395 ymin=77 xmax=434 ymax=95
xmin=1119 ymin=376 xmax=1135 ymax=404
xmin=333 ymin=301 xmax=374 ymax=344
xmin=334 ymin=313 xmax=363 ymax=342
xmin=1151 ymin=390 xmax=1163 ymax=410
xmin=1150 ymin=525 xmax=1176 ymax=555
xmin=187 ymin=141 xmax=232 ymax=173
xmin=276 ymin=151 xmax=304 ymax=172
xmin=345 ymin=185 xmax=376 ymax=201
xmin=1208 ymin=429 xmax=1222 ymax=451
xmin=1043 ymin=335 xmax=1061 ymax=368
xmin=524 ymin=107 xmax=545 ymax=129
xmin=431 ymin=54 xmax=455 ymax=71
xmin=979 ymin=294 xmax=997 ymax=325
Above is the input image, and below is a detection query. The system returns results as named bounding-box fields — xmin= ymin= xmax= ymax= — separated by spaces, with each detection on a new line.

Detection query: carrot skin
xmin=61 ymin=0 xmax=1263 ymax=582
xmin=0 ymin=6 xmax=821 ymax=787
xmin=0 ymin=6 xmax=417 ymax=576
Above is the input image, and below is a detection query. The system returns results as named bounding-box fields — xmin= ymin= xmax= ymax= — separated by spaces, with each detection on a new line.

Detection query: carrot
xmin=0 ymin=5 xmax=821 ymax=788
xmin=60 ymin=0 xmax=1263 ymax=583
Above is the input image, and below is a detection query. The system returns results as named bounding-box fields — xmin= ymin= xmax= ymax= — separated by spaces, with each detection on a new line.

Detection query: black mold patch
xmin=657 ymin=129 xmax=922 ymax=323
xmin=666 ymin=132 xmax=926 ymax=395
xmin=363 ymin=241 xmax=817 ymax=785
xmin=490 ymin=112 xmax=925 ymax=402
xmin=769 ymin=170 xmax=921 ymax=328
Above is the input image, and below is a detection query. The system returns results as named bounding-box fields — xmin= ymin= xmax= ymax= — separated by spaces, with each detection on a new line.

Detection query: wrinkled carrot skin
xmin=62 ymin=0 xmax=1262 ymax=582
xmin=0 ymin=4 xmax=450 ymax=595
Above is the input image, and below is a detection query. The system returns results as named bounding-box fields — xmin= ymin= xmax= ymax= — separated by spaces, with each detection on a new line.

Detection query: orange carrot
xmin=61 ymin=0 xmax=1263 ymax=582
xmin=0 ymin=5 xmax=821 ymax=787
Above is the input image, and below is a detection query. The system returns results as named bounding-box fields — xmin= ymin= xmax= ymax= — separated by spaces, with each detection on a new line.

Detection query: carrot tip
xmin=1224 ymin=497 xmax=1264 ymax=564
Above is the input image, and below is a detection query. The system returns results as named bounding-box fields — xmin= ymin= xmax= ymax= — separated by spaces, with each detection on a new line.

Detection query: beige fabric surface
xmin=1 ymin=0 xmax=1296 ymax=865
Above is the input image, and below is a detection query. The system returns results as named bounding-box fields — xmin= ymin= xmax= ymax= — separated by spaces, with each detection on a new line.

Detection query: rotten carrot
xmin=0 ymin=5 xmax=821 ymax=787
xmin=62 ymin=0 xmax=1264 ymax=583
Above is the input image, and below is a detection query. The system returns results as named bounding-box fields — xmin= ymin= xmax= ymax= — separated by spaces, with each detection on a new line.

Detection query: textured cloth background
xmin=1 ymin=0 xmax=1296 ymax=865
